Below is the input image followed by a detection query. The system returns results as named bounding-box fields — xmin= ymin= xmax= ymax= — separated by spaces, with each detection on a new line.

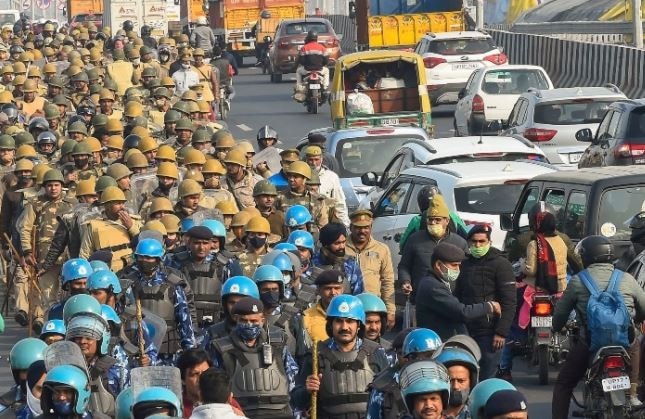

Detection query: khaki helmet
xmin=106 ymin=119 xmax=124 ymax=134
xmin=202 ymin=159 xmax=226 ymax=175
xmin=234 ymin=141 xmax=255 ymax=155
xmin=85 ymin=137 xmax=102 ymax=153
xmin=42 ymin=63 xmax=57 ymax=75
xmin=138 ymin=137 xmax=158 ymax=154
xmin=123 ymin=149 xmax=142 ymax=162
xmin=286 ymin=161 xmax=312 ymax=180
xmin=99 ymin=89 xmax=114 ymax=102
xmin=107 ymin=135 xmax=125 ymax=151
xmin=91 ymin=114 xmax=108 ymax=128
xmin=68 ymin=121 xmax=88 ymax=135
xmin=33 ymin=164 xmax=52 ymax=185
xmin=100 ymin=186 xmax=127 ymax=204
xmin=191 ymin=127 xmax=211 ymax=144
xmin=245 ymin=207 xmax=262 ymax=217
xmin=141 ymin=67 xmax=157 ymax=78
xmin=106 ymin=163 xmax=132 ymax=181
xmin=126 ymin=152 xmax=149 ymax=169
xmin=161 ymin=214 xmax=181 ymax=234
xmin=172 ymin=101 xmax=191 ymax=116
xmin=130 ymin=126 xmax=149 ymax=138
xmin=42 ymin=168 xmax=64 ymax=184
xmin=13 ymin=75 xmax=26 ymax=87
xmin=181 ymin=90 xmax=198 ymax=102
xmin=22 ymin=79 xmax=37 ymax=93
xmin=231 ymin=209 xmax=253 ymax=227
xmin=43 ymin=48 xmax=56 ymax=59
xmin=245 ymin=215 xmax=271 ymax=234
xmin=184 ymin=169 xmax=204 ymax=183
xmin=306 ymin=170 xmax=321 ymax=186
xmin=175 ymin=118 xmax=194 ymax=132
xmin=149 ymin=197 xmax=174 ymax=215
xmin=13 ymin=62 xmax=26 ymax=74
xmin=197 ymin=101 xmax=211 ymax=114
xmin=86 ymin=68 xmax=101 ymax=83
xmin=14 ymin=158 xmax=34 ymax=172
xmin=1 ymin=64 xmax=13 ymax=75
xmin=186 ymin=101 xmax=200 ymax=114
xmin=0 ymin=134 xmax=15 ymax=150
xmin=72 ymin=142 xmax=92 ymax=156
xmin=44 ymin=104 xmax=61 ymax=120
xmin=153 ymin=87 xmax=171 ymax=100
xmin=27 ymin=66 xmax=41 ymax=78
xmin=161 ymin=76 xmax=175 ymax=88
xmin=223 ymin=149 xmax=246 ymax=167
xmin=156 ymin=161 xmax=179 ymax=180
xmin=15 ymin=132 xmax=36 ymax=147
xmin=183 ymin=148 xmax=206 ymax=166
xmin=0 ymin=91 xmax=13 ymax=104
xmin=253 ymin=180 xmax=278 ymax=197
xmin=89 ymin=47 xmax=102 ymax=62
xmin=96 ymin=175 xmax=118 ymax=193
xmin=178 ymin=179 xmax=202 ymax=198
xmin=124 ymin=101 xmax=144 ymax=118
xmin=76 ymin=178 xmax=97 ymax=197
xmin=216 ymin=200 xmax=238 ymax=216
xmin=16 ymin=144 xmax=37 ymax=160
xmin=60 ymin=140 xmax=77 ymax=157
xmin=142 ymin=219 xmax=167 ymax=236
xmin=156 ymin=145 xmax=176 ymax=162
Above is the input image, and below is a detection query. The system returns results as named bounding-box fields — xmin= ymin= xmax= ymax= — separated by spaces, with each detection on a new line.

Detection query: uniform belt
xmin=321 ymin=393 xmax=369 ymax=405
xmin=98 ymin=243 xmax=130 ymax=252
xmin=194 ymin=295 xmax=220 ymax=302
xmin=236 ymin=395 xmax=290 ymax=405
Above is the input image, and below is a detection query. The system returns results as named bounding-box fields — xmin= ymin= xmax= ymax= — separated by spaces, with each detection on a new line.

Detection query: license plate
xmin=381 ymin=118 xmax=399 ymax=126
xmin=636 ymin=158 xmax=645 ymax=164
xmin=569 ymin=153 xmax=582 ymax=163
xmin=531 ymin=316 xmax=552 ymax=328
xmin=452 ymin=63 xmax=479 ymax=71
xmin=602 ymin=376 xmax=630 ymax=392
xmin=308 ymin=84 xmax=321 ymax=89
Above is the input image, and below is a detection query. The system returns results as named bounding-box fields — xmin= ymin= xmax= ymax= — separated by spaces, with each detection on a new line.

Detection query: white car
xmin=414 ymin=31 xmax=508 ymax=106
xmin=454 ymin=65 xmax=554 ymax=136
xmin=369 ymin=160 xmax=558 ymax=268
xmin=502 ymin=85 xmax=627 ymax=165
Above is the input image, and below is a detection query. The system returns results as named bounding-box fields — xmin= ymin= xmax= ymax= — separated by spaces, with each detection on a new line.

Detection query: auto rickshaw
xmin=330 ymin=50 xmax=432 ymax=134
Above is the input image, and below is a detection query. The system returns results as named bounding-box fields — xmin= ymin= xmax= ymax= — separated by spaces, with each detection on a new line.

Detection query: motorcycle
xmin=219 ymin=82 xmax=232 ymax=120
xmin=299 ymin=70 xmax=325 ymax=114
xmin=260 ymin=35 xmax=272 ymax=75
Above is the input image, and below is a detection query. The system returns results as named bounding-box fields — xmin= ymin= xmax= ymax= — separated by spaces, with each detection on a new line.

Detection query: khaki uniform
xmin=76 ymin=166 xmax=103 ymax=181
xmin=149 ymin=109 xmax=166 ymax=126
xmin=18 ymin=96 xmax=47 ymax=119
xmin=100 ymin=109 xmax=123 ymax=121
xmin=261 ymin=208 xmax=287 ymax=239
xmin=193 ymin=64 xmax=216 ymax=102
xmin=237 ymin=247 xmax=269 ymax=277
xmin=106 ymin=61 xmax=135 ymax=96
xmin=79 ymin=212 xmax=143 ymax=272
xmin=70 ymin=91 xmax=90 ymax=109
xmin=17 ymin=194 xmax=75 ymax=321
xmin=275 ymin=190 xmax=332 ymax=239
xmin=302 ymin=302 xmax=328 ymax=343
xmin=346 ymin=237 xmax=395 ymax=316
xmin=222 ymin=171 xmax=262 ymax=209
xmin=225 ymin=237 xmax=245 ymax=256
xmin=203 ymin=188 xmax=237 ymax=208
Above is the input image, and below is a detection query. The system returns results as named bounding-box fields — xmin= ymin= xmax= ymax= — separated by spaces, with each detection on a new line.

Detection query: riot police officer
xmin=46 ymin=258 xmax=94 ymax=321
xmin=1 ymin=338 xmax=47 ymax=417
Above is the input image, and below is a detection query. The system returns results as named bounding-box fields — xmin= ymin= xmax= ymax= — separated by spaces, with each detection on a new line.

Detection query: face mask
xmin=160 ymin=54 xmax=169 ymax=63
xmin=74 ymin=157 xmax=89 ymax=169
xmin=26 ymin=385 xmax=42 ymax=416
xmin=236 ymin=323 xmax=262 ymax=341
xmin=132 ymin=58 xmax=140 ymax=65
xmin=248 ymin=236 xmax=267 ymax=249
xmin=440 ymin=262 xmax=460 ymax=284
xmin=138 ymin=260 xmax=158 ymax=275
xmin=181 ymin=63 xmax=190 ymax=69
xmin=52 ymin=400 xmax=73 ymax=415
xmin=448 ymin=388 xmax=470 ymax=407
xmin=260 ymin=290 xmax=280 ymax=308
xmin=283 ymin=273 xmax=292 ymax=284
xmin=469 ymin=244 xmax=490 ymax=258
xmin=69 ymin=287 xmax=88 ymax=296
xmin=427 ymin=223 xmax=445 ymax=238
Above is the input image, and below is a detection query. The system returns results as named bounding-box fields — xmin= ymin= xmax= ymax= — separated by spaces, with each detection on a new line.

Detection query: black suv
xmin=501 ymin=165 xmax=645 ymax=260
xmin=577 ymin=99 xmax=645 ymax=168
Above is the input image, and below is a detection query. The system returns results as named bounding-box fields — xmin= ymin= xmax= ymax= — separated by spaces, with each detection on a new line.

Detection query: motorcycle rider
xmin=551 ymin=235 xmax=645 ymax=419
xmin=295 ymin=31 xmax=329 ymax=98
xmin=211 ymin=46 xmax=235 ymax=101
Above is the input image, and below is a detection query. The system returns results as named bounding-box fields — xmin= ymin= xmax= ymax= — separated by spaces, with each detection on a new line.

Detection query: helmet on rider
xmin=305 ymin=30 xmax=318 ymax=43
xmin=575 ymin=235 xmax=614 ymax=268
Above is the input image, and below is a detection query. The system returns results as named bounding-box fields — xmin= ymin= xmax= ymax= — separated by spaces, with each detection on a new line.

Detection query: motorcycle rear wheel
xmin=538 ymin=344 xmax=549 ymax=385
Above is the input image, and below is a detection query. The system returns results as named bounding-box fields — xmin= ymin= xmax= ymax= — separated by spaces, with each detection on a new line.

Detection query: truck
xmin=209 ymin=0 xmax=304 ymax=66
xmin=177 ymin=0 xmax=206 ymax=31
xmin=102 ymin=0 xmax=168 ymax=36
xmin=65 ymin=0 xmax=103 ymax=28
xmin=355 ymin=0 xmax=466 ymax=50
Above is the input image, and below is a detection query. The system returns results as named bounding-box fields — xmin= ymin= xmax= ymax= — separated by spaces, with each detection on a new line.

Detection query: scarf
xmin=320 ymin=246 xmax=346 ymax=267
xmin=534 ymin=212 xmax=559 ymax=294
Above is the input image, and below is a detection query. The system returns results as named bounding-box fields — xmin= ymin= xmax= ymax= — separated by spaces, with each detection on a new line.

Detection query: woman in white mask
xmin=18 ymin=360 xmax=47 ymax=418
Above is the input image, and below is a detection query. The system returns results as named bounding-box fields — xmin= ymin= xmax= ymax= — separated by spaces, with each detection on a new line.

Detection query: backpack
xmin=578 ymin=269 xmax=631 ymax=352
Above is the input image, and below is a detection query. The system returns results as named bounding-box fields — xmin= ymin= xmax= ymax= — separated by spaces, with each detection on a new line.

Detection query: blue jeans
xmin=474 ymin=334 xmax=502 ymax=380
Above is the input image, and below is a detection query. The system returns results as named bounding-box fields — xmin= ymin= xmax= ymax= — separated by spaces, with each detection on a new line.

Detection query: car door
xmin=503 ymin=97 xmax=529 ymax=136
xmin=455 ymin=70 xmax=480 ymax=134
xmin=579 ymin=110 xmax=620 ymax=167
xmin=370 ymin=178 xmax=416 ymax=261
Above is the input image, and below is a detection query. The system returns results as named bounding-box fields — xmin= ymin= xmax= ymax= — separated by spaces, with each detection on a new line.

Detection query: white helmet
xmin=197 ymin=16 xmax=208 ymax=25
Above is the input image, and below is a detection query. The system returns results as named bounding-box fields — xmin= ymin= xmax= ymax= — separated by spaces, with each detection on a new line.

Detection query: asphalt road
xmin=0 ymin=66 xmax=583 ymax=417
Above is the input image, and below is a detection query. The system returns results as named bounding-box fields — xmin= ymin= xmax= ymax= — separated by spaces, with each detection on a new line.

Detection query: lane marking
xmin=237 ymin=124 xmax=253 ymax=132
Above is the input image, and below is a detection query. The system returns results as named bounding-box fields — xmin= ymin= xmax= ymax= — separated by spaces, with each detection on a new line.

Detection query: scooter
xmin=302 ymin=70 xmax=325 ymax=114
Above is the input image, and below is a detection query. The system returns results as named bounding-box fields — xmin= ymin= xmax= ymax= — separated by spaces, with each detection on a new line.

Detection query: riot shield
xmin=130 ymin=173 xmax=158 ymax=212
xmin=261 ymin=249 xmax=284 ymax=266
xmin=131 ymin=366 xmax=182 ymax=405
xmin=43 ymin=341 xmax=89 ymax=375
xmin=190 ymin=208 xmax=224 ymax=225
xmin=142 ymin=308 xmax=168 ymax=352
xmin=76 ymin=204 xmax=103 ymax=226
xmin=253 ymin=146 xmax=281 ymax=174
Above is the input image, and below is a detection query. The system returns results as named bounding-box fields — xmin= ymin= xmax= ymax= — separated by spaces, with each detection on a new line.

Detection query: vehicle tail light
xmin=472 ymin=94 xmax=484 ymax=113
xmin=423 ymin=57 xmax=447 ymax=69
xmin=534 ymin=301 xmax=553 ymax=316
xmin=504 ymin=179 xmax=528 ymax=185
xmin=614 ymin=143 xmax=645 ymax=159
xmin=326 ymin=38 xmax=339 ymax=48
xmin=309 ymin=72 xmax=319 ymax=80
xmin=473 ymin=152 xmax=504 ymax=158
xmin=523 ymin=128 xmax=557 ymax=142
xmin=277 ymin=40 xmax=290 ymax=48
xmin=484 ymin=53 xmax=508 ymax=65
xmin=366 ymin=128 xmax=395 ymax=134
xmin=603 ymin=355 xmax=625 ymax=371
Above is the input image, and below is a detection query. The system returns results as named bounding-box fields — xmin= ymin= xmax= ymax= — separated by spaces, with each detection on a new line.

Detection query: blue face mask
xmin=52 ymin=400 xmax=73 ymax=415
xmin=236 ymin=323 xmax=262 ymax=341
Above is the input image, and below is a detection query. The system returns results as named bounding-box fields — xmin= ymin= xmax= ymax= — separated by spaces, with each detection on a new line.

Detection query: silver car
xmin=502 ymin=85 xmax=627 ymax=165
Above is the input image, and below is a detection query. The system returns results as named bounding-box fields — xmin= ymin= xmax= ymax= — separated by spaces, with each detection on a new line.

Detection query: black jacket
xmin=455 ymin=247 xmax=516 ymax=338
xmin=398 ymin=230 xmax=467 ymax=301
xmin=415 ymin=271 xmax=493 ymax=341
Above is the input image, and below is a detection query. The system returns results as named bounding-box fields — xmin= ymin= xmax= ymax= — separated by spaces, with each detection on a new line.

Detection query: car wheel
xmin=274 ymin=72 xmax=283 ymax=83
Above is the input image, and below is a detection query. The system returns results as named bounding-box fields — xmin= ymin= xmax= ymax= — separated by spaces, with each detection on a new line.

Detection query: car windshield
xmin=0 ymin=14 xmax=16 ymax=25
xmin=454 ymin=183 xmax=526 ymax=215
xmin=625 ymin=107 xmax=645 ymax=141
xmin=336 ymin=135 xmax=425 ymax=177
xmin=429 ymin=38 xmax=496 ymax=55
xmin=429 ymin=152 xmax=548 ymax=164
xmin=534 ymin=99 xmax=614 ymax=125
xmin=284 ymin=22 xmax=329 ymax=35
xmin=599 ymin=186 xmax=645 ymax=240
xmin=482 ymin=70 xmax=550 ymax=95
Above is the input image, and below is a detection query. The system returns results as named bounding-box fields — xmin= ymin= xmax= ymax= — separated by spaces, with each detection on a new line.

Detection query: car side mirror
xmin=361 ymin=171 xmax=378 ymax=186
xmin=575 ymin=128 xmax=594 ymax=143
xmin=263 ymin=35 xmax=272 ymax=43
xmin=380 ymin=206 xmax=395 ymax=216
xmin=500 ymin=213 xmax=514 ymax=231
xmin=458 ymin=88 xmax=466 ymax=100
xmin=348 ymin=2 xmax=356 ymax=19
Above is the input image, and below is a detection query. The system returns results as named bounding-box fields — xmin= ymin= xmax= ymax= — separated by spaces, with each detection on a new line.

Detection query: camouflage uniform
xmin=221 ymin=171 xmax=262 ymax=209
xmin=17 ymin=193 xmax=75 ymax=321
xmin=237 ymin=246 xmax=270 ymax=278
xmin=275 ymin=190 xmax=332 ymax=239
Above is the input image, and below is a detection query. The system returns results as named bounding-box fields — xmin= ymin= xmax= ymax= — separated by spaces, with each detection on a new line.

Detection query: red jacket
xmin=298 ymin=41 xmax=328 ymax=71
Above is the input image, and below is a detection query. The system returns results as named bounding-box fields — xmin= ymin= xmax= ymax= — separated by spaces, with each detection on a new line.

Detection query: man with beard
xmin=311 ymin=222 xmax=364 ymax=295
xmin=434 ymin=345 xmax=480 ymax=419
xmin=399 ymin=360 xmax=451 ymax=419
xmin=347 ymin=210 xmax=395 ymax=330
xmin=222 ymin=149 xmax=261 ymax=209
xmin=356 ymin=293 xmax=391 ymax=350
xmin=71 ymin=142 xmax=102 ymax=181
xmin=294 ymin=294 xmax=389 ymax=418
xmin=174 ymin=119 xmax=195 ymax=154
xmin=98 ymin=89 xmax=123 ymax=121
xmin=45 ymin=258 xmax=94 ymax=321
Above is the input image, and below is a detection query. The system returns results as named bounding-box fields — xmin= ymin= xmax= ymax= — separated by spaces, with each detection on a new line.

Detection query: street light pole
xmin=475 ymin=0 xmax=484 ymax=30
xmin=634 ymin=0 xmax=644 ymax=48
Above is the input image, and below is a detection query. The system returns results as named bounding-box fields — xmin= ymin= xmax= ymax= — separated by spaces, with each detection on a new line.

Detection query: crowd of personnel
xmin=1 ymin=13 xmax=645 ymax=419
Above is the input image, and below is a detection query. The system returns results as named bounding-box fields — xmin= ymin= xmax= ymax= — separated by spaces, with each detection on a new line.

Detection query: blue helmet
xmin=115 ymin=387 xmax=134 ymax=419
xmin=65 ymin=314 xmax=111 ymax=356
xmin=201 ymin=219 xmax=226 ymax=238
xmin=221 ymin=275 xmax=260 ymax=299
xmin=40 ymin=319 xmax=66 ymax=339
xmin=274 ymin=242 xmax=298 ymax=252
xmin=326 ymin=295 xmax=365 ymax=324
xmin=135 ymin=238 xmax=165 ymax=258
xmin=180 ymin=217 xmax=195 ymax=233
xmin=132 ymin=387 xmax=181 ymax=418
xmin=63 ymin=294 xmax=103 ymax=324
xmin=433 ymin=346 xmax=480 ymax=386
xmin=403 ymin=328 xmax=442 ymax=358
xmin=42 ymin=365 xmax=91 ymax=415
xmin=61 ymin=258 xmax=93 ymax=286
xmin=271 ymin=252 xmax=295 ymax=272
xmin=468 ymin=378 xmax=517 ymax=419
xmin=356 ymin=293 xmax=387 ymax=314
xmin=253 ymin=264 xmax=284 ymax=284
xmin=89 ymin=260 xmax=110 ymax=272
xmin=100 ymin=304 xmax=122 ymax=327
xmin=10 ymin=337 xmax=47 ymax=370
xmin=285 ymin=204 xmax=312 ymax=227
xmin=288 ymin=230 xmax=315 ymax=251
xmin=400 ymin=360 xmax=450 ymax=410
xmin=88 ymin=270 xmax=122 ymax=294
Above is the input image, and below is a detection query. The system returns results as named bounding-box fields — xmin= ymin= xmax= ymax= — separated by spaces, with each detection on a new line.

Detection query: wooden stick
xmin=311 ymin=339 xmax=318 ymax=419
xmin=135 ymin=297 xmax=146 ymax=360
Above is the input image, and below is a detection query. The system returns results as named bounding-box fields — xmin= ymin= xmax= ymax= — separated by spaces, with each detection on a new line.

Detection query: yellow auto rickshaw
xmin=330 ymin=50 xmax=432 ymax=134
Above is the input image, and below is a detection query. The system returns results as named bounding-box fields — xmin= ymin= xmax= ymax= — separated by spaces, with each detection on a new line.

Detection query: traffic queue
xmin=1 ymin=11 xmax=644 ymax=419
